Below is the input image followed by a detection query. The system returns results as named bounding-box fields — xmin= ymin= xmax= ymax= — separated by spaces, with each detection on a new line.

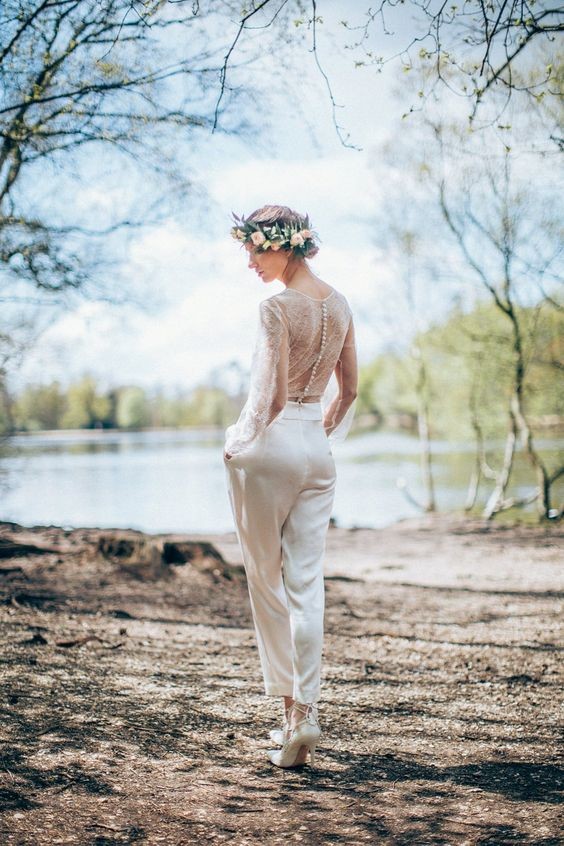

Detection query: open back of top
xmin=224 ymin=285 xmax=357 ymax=456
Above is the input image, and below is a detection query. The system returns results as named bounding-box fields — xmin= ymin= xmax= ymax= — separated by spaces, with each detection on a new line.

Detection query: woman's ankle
xmin=283 ymin=696 xmax=294 ymax=719
xmin=287 ymin=701 xmax=310 ymax=729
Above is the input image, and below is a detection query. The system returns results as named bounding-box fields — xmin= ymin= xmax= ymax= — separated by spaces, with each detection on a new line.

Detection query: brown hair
xmin=245 ymin=204 xmax=320 ymax=259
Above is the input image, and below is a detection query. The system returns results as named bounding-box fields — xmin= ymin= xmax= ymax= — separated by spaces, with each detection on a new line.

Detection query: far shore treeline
xmin=2 ymin=301 xmax=563 ymax=440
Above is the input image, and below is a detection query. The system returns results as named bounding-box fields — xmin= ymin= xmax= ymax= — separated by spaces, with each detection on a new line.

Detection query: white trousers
xmin=223 ymin=400 xmax=337 ymax=703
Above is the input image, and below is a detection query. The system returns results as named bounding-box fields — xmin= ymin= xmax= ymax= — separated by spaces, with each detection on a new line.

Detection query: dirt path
xmin=0 ymin=515 xmax=562 ymax=845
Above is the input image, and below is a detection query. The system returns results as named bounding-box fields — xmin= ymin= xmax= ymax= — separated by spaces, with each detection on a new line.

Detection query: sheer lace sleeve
xmin=224 ymin=298 xmax=289 ymax=456
xmin=320 ymin=311 xmax=358 ymax=445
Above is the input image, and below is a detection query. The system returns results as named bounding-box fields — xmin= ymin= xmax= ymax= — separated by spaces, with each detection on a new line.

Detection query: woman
xmin=223 ymin=205 xmax=358 ymax=768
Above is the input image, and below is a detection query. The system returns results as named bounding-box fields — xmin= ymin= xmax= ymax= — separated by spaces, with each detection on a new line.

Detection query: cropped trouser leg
xmin=224 ymin=400 xmax=336 ymax=704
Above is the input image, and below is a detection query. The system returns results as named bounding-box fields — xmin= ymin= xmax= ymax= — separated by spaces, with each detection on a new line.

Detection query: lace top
xmin=224 ymin=285 xmax=358 ymax=456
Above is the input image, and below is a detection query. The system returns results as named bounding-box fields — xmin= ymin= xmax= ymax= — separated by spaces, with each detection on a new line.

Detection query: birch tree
xmin=432 ymin=127 xmax=563 ymax=518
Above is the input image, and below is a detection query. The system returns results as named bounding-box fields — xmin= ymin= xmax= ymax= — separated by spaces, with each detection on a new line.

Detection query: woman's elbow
xmin=341 ymin=387 xmax=357 ymax=402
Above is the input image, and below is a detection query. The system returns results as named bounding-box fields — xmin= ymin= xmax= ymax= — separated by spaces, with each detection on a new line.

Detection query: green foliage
xmin=13 ymin=381 xmax=67 ymax=431
xmin=357 ymin=353 xmax=418 ymax=420
xmin=115 ymin=386 xmax=150 ymax=429
xmin=358 ymin=300 xmax=564 ymax=439
xmin=60 ymin=376 xmax=112 ymax=430
xmin=179 ymin=386 xmax=235 ymax=428
xmin=2 ymin=376 xmax=241 ymax=433
xmin=522 ymin=306 xmax=564 ymax=418
xmin=422 ymin=301 xmax=563 ymax=439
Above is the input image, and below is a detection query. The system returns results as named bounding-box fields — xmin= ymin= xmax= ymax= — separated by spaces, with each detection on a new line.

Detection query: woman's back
xmin=224 ymin=283 xmax=357 ymax=457
xmin=269 ymin=285 xmax=354 ymax=401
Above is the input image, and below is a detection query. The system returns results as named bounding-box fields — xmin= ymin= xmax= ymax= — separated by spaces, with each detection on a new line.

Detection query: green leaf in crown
xmin=229 ymin=211 xmax=320 ymax=255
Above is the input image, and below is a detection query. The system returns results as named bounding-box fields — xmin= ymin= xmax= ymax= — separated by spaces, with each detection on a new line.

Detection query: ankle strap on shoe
xmin=288 ymin=702 xmax=319 ymax=724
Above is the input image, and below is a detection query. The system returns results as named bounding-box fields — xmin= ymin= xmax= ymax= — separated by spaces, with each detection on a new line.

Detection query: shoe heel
xmin=309 ymin=744 xmax=317 ymax=765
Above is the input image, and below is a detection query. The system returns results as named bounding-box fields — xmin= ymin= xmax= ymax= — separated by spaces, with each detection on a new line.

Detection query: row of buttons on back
xmin=296 ymin=300 xmax=328 ymax=404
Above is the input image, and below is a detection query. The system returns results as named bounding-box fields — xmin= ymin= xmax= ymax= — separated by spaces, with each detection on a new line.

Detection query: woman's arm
xmin=224 ymin=299 xmax=289 ymax=458
xmin=323 ymin=316 xmax=358 ymax=436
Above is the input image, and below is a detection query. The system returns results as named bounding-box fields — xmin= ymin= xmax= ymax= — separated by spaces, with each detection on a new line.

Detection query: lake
xmin=1 ymin=428 xmax=562 ymax=533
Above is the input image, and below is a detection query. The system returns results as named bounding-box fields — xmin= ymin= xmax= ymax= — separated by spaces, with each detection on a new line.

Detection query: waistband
xmin=281 ymin=400 xmax=323 ymax=420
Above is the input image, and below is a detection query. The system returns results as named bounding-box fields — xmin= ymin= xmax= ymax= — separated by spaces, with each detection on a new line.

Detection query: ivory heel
xmin=266 ymin=702 xmax=321 ymax=769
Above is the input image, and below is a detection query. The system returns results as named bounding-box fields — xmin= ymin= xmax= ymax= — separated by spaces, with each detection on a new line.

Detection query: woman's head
xmin=230 ymin=204 xmax=320 ymax=284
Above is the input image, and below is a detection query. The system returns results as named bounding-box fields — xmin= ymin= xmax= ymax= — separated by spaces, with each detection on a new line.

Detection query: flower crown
xmin=230 ymin=211 xmax=320 ymax=256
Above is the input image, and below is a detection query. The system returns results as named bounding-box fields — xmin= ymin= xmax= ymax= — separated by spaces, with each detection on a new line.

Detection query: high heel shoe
xmin=267 ymin=702 xmax=320 ymax=768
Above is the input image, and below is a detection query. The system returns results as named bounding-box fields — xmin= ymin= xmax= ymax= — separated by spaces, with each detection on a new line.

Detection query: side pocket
xmin=224 ymin=446 xmax=254 ymax=467
xmin=224 ymin=449 xmax=241 ymax=465
xmin=320 ymin=421 xmax=332 ymax=448
xmin=319 ymin=423 xmax=333 ymax=456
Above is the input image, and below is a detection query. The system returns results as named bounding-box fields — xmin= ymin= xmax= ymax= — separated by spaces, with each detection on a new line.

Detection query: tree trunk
xmin=415 ymin=353 xmax=436 ymax=512
xmin=510 ymin=393 xmax=553 ymax=518
xmin=483 ymin=411 xmax=517 ymax=519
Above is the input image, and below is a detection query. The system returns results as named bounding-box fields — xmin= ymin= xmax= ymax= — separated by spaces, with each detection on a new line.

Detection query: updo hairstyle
xmin=244 ymin=204 xmax=320 ymax=259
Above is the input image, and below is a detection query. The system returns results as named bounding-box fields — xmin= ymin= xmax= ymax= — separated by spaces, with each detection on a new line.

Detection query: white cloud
xmin=207 ymin=154 xmax=380 ymax=235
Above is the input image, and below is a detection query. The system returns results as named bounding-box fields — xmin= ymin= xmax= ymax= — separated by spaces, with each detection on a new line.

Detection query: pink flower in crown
xmin=290 ymin=232 xmax=304 ymax=247
xmin=300 ymin=229 xmax=312 ymax=239
xmin=270 ymin=241 xmax=282 ymax=251
xmin=250 ymin=231 xmax=266 ymax=246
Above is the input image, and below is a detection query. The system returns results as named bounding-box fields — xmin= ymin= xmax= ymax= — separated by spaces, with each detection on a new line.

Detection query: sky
xmin=9 ymin=2 xmax=501 ymax=395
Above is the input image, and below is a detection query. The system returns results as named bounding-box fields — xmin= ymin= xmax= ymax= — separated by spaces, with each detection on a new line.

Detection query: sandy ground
xmin=0 ymin=513 xmax=562 ymax=846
